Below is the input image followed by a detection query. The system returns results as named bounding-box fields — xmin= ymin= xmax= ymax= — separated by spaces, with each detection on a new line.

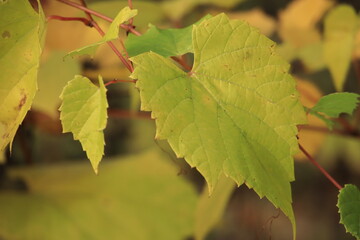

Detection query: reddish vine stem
xmin=299 ymin=143 xmax=343 ymax=190
xmin=91 ymin=21 xmax=134 ymax=72
xmin=79 ymin=0 xmax=94 ymax=21
xmin=47 ymin=15 xmax=91 ymax=26
xmin=57 ymin=0 xmax=141 ymax=36
xmin=57 ymin=0 xmax=191 ymax=75
xmin=105 ymin=79 xmax=136 ymax=86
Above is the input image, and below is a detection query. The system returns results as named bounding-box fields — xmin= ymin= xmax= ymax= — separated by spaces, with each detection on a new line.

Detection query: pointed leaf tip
xmin=59 ymin=75 xmax=108 ymax=172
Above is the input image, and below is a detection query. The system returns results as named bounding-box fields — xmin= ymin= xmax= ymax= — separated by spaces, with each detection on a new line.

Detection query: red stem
xmin=299 ymin=143 xmax=343 ymax=190
xmin=105 ymin=79 xmax=136 ymax=86
xmin=91 ymin=22 xmax=133 ymax=72
xmin=79 ymin=0 xmax=94 ymax=21
xmin=47 ymin=15 xmax=91 ymax=26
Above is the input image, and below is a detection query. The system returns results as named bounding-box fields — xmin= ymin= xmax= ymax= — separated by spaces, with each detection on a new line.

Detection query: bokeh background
xmin=1 ymin=0 xmax=360 ymax=239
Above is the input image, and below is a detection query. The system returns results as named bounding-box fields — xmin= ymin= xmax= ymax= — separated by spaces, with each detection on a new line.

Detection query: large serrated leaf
xmin=0 ymin=0 xmax=45 ymax=151
xmin=59 ymin=75 xmax=108 ymax=173
xmin=67 ymin=6 xmax=137 ymax=58
xmin=338 ymin=184 xmax=360 ymax=239
xmin=323 ymin=5 xmax=358 ymax=91
xmin=131 ymin=13 xmax=306 ymax=236
xmin=125 ymin=16 xmax=210 ymax=57
xmin=0 ymin=149 xmax=198 ymax=240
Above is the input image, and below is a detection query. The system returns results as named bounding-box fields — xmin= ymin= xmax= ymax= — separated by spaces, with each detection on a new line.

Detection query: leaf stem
xmin=91 ymin=21 xmax=134 ymax=72
xmin=299 ymin=143 xmax=343 ymax=190
xmin=57 ymin=0 xmax=141 ymax=36
xmin=105 ymin=79 xmax=136 ymax=86
xmin=47 ymin=15 xmax=92 ymax=26
xmin=79 ymin=0 xmax=94 ymax=21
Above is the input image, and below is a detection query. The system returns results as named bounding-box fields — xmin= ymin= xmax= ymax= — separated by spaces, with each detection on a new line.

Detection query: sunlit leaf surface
xmin=131 ymin=14 xmax=306 ymax=234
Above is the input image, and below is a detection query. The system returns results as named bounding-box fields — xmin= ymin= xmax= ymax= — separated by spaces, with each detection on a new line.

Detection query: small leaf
xmin=195 ymin=176 xmax=235 ymax=240
xmin=323 ymin=5 xmax=358 ymax=91
xmin=67 ymin=6 xmax=137 ymax=58
xmin=59 ymin=75 xmax=108 ymax=173
xmin=0 ymin=0 xmax=45 ymax=151
xmin=131 ymin=14 xmax=306 ymax=237
xmin=312 ymin=92 xmax=360 ymax=118
xmin=125 ymin=15 xmax=210 ymax=57
xmin=338 ymin=184 xmax=360 ymax=239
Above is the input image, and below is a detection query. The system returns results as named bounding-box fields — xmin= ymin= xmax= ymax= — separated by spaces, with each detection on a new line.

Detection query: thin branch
xmin=299 ymin=143 xmax=343 ymax=190
xmin=57 ymin=0 xmax=142 ymax=36
xmin=47 ymin=15 xmax=91 ymax=26
xmin=105 ymin=79 xmax=136 ymax=86
xmin=108 ymin=109 xmax=151 ymax=120
xmin=58 ymin=0 xmax=113 ymax=22
xmin=79 ymin=0 xmax=94 ymax=21
xmin=91 ymin=21 xmax=133 ymax=72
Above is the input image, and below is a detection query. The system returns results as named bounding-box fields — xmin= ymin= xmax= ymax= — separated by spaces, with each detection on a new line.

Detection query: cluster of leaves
xmin=1 ymin=0 xmax=360 ymax=239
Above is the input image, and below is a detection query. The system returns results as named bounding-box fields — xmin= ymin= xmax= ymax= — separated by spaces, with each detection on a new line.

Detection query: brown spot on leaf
xmin=2 ymin=31 xmax=10 ymax=39
xmin=16 ymin=92 xmax=27 ymax=111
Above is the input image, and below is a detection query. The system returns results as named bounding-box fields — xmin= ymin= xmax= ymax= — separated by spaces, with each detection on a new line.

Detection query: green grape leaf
xmin=131 ymin=13 xmax=306 ymax=236
xmin=323 ymin=5 xmax=358 ymax=91
xmin=312 ymin=92 xmax=360 ymax=118
xmin=0 ymin=0 xmax=45 ymax=151
xmin=337 ymin=184 xmax=360 ymax=239
xmin=67 ymin=6 xmax=137 ymax=58
xmin=125 ymin=15 xmax=210 ymax=57
xmin=195 ymin=175 xmax=235 ymax=240
xmin=59 ymin=75 xmax=108 ymax=173
xmin=0 ymin=149 xmax=197 ymax=240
